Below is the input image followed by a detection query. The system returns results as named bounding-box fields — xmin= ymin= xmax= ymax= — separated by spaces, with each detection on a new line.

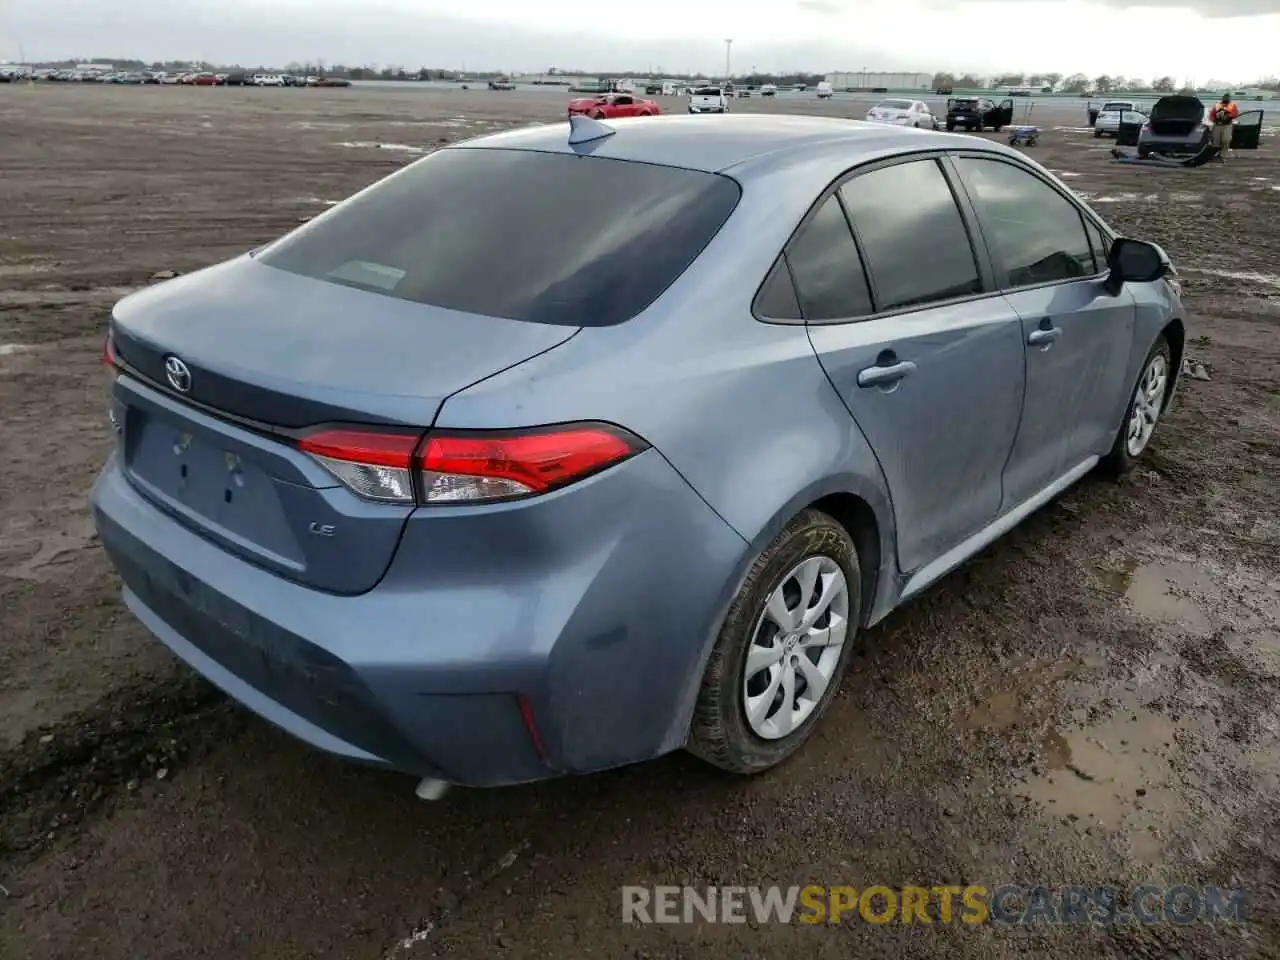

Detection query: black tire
xmin=973 ymin=123 xmax=983 ymax=133
xmin=688 ymin=509 xmax=861 ymax=774
xmin=946 ymin=121 xmax=955 ymax=131
xmin=1137 ymin=146 xmax=1151 ymax=159
xmin=1094 ymin=128 xmax=1103 ymax=138
xmin=1102 ymin=335 xmax=1172 ymax=476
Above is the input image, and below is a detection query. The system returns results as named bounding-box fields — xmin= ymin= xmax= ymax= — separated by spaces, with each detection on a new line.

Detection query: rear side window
xmin=953 ymin=157 xmax=1097 ymax=288
xmin=839 ymin=159 xmax=982 ymax=311
xmin=784 ymin=196 xmax=873 ymax=321
xmin=755 ymin=258 xmax=802 ymax=320
xmin=259 ymin=149 xmax=741 ymax=327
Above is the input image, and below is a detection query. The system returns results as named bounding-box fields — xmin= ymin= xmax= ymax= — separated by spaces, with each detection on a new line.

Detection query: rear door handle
xmin=1027 ymin=326 xmax=1062 ymax=346
xmin=857 ymin=360 xmax=917 ymax=388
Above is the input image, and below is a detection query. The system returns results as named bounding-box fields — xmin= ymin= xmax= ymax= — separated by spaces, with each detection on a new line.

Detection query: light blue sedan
xmin=92 ymin=114 xmax=1184 ymax=797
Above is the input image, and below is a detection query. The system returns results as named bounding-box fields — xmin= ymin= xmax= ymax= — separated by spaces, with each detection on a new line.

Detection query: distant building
xmin=825 ymin=72 xmax=931 ymax=91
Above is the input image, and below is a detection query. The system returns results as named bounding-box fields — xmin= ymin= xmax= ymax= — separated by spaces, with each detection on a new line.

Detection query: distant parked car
xmin=760 ymin=84 xmax=777 ymax=97
xmin=160 ymin=74 xmax=182 ymax=85
xmin=1135 ymin=94 xmax=1265 ymax=156
xmin=191 ymin=73 xmax=218 ymax=86
xmin=93 ymin=115 xmax=1187 ymax=796
xmin=1092 ymin=101 xmax=1144 ymax=138
xmin=252 ymin=74 xmax=286 ymax=87
xmin=567 ymin=93 xmax=661 ymax=119
xmin=945 ymin=97 xmax=1014 ymax=132
xmin=816 ymin=82 xmax=833 ymax=98
xmin=865 ymin=99 xmax=937 ymax=128
xmin=488 ymin=77 xmax=516 ymax=91
xmin=310 ymin=76 xmax=351 ymax=87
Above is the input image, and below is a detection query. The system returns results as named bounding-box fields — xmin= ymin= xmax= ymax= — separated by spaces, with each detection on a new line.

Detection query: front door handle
xmin=1027 ymin=326 xmax=1062 ymax=346
xmin=857 ymin=360 xmax=917 ymax=388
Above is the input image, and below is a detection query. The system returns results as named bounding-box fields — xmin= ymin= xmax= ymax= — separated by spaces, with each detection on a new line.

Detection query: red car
xmin=566 ymin=93 xmax=661 ymax=120
xmin=190 ymin=73 xmax=219 ymax=86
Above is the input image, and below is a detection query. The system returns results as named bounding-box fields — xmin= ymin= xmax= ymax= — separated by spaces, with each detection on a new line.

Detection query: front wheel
xmin=945 ymin=121 xmax=955 ymax=131
xmin=1094 ymin=128 xmax=1103 ymax=138
xmin=1102 ymin=335 xmax=1172 ymax=475
xmin=590 ymin=111 xmax=604 ymax=120
xmin=688 ymin=509 xmax=860 ymax=774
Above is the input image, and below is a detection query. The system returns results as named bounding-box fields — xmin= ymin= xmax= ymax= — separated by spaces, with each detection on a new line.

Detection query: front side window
xmin=839 ymin=159 xmax=982 ymax=312
xmin=953 ymin=157 xmax=1096 ymax=289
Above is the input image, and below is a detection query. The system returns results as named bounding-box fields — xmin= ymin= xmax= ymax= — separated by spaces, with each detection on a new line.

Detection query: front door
xmin=791 ymin=158 xmax=1025 ymax=573
xmin=1232 ymin=110 xmax=1264 ymax=149
xmin=1116 ymin=110 xmax=1145 ymax=147
xmin=994 ymin=99 xmax=1015 ymax=127
xmin=950 ymin=154 xmax=1136 ymax=507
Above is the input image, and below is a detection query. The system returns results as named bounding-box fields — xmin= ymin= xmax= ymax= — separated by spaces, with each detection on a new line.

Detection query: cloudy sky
xmin=1 ymin=0 xmax=1277 ymax=83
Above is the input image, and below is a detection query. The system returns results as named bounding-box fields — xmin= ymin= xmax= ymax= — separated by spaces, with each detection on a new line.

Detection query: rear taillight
xmin=297 ymin=422 xmax=645 ymax=506
xmin=102 ymin=330 xmax=117 ymax=368
xmin=298 ymin=429 xmax=422 ymax=503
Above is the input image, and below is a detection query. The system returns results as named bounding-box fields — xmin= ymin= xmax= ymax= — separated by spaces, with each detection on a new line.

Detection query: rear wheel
xmin=1102 ymin=335 xmax=1172 ymax=475
xmin=1094 ymin=128 xmax=1103 ymax=138
xmin=688 ymin=509 xmax=860 ymax=774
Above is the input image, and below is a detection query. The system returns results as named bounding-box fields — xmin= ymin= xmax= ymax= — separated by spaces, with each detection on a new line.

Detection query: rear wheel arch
xmin=810 ymin=492 xmax=882 ymax=629
xmin=1160 ymin=316 xmax=1185 ymax=410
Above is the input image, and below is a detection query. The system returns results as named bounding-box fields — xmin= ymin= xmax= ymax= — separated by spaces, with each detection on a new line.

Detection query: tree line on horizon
xmin=30 ymin=58 xmax=1280 ymax=92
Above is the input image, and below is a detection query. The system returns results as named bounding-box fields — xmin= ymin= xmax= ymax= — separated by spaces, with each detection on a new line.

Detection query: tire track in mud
xmin=0 ymin=675 xmax=242 ymax=864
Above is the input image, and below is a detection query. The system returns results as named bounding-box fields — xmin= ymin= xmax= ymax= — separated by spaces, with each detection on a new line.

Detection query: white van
xmin=816 ymin=82 xmax=833 ymax=99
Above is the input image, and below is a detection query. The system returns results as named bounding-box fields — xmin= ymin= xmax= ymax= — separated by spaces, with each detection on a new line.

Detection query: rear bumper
xmin=91 ymin=448 xmax=748 ymax=786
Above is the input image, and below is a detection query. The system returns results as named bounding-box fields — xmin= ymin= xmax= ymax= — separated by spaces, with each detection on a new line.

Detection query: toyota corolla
xmin=92 ymin=114 xmax=1184 ymax=797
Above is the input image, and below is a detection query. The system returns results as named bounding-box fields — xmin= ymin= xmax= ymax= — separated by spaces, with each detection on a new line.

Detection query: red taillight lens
xmin=296 ymin=423 xmax=644 ymax=505
xmin=418 ymin=425 xmax=642 ymax=503
xmin=298 ymin=428 xmax=423 ymax=503
xmin=102 ymin=331 xmax=117 ymax=368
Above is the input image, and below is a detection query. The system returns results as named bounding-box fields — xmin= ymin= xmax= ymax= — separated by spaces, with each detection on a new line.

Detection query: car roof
xmin=450 ymin=114 xmax=1008 ymax=176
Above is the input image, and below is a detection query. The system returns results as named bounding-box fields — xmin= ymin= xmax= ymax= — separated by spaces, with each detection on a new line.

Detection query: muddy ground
xmin=0 ymin=85 xmax=1278 ymax=959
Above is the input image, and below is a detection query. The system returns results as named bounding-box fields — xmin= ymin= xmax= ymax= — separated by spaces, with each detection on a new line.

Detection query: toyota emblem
xmin=164 ymin=355 xmax=192 ymax=393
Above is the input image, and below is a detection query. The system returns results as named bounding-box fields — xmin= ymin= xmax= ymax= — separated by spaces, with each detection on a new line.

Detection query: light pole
xmin=724 ymin=39 xmax=733 ymax=83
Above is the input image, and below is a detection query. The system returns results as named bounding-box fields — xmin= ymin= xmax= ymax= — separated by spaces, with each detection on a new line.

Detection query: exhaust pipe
xmin=415 ymin=777 xmax=450 ymax=801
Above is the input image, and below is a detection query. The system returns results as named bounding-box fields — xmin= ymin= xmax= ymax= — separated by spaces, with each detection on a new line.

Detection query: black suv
xmin=945 ymin=97 xmax=1015 ymax=132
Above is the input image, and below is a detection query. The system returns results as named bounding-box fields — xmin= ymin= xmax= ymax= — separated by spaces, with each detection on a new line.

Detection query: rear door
xmin=1232 ymin=110 xmax=1264 ymax=149
xmin=798 ymin=156 xmax=1026 ymax=573
xmin=996 ymin=99 xmax=1015 ymax=127
xmin=949 ymin=154 xmax=1135 ymax=509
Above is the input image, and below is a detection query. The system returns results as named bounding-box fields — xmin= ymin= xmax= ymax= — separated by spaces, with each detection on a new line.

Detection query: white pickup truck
xmin=688 ymin=86 xmax=730 ymax=114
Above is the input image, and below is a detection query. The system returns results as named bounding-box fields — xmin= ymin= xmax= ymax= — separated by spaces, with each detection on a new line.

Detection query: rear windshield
xmin=694 ymin=87 xmax=721 ymax=95
xmin=880 ymin=100 xmax=912 ymax=110
xmin=1101 ymin=102 xmax=1132 ymax=111
xmin=259 ymin=149 xmax=741 ymax=327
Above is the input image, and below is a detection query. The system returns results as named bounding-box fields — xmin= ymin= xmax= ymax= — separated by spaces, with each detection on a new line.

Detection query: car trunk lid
xmin=1149 ymin=95 xmax=1206 ymax=135
xmin=108 ymin=256 xmax=578 ymax=594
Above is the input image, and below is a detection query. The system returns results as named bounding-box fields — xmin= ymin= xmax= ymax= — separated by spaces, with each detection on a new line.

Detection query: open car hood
xmin=1150 ymin=96 xmax=1205 ymax=122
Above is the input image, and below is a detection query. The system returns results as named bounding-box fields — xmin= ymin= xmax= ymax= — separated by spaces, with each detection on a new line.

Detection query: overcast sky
xmin=1 ymin=0 xmax=1277 ymax=83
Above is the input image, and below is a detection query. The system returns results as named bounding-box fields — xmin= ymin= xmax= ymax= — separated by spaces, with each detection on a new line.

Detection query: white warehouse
xmin=825 ymin=72 xmax=932 ymax=90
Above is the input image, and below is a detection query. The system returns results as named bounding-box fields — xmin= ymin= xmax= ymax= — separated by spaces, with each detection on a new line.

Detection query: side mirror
xmin=1106 ymin=238 xmax=1167 ymax=293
